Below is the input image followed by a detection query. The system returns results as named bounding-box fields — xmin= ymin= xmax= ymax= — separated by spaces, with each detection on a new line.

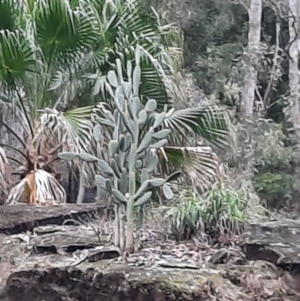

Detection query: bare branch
xmin=231 ymin=0 xmax=250 ymax=12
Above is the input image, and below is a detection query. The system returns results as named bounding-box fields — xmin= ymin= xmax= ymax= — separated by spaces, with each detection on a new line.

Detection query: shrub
xmin=253 ymin=172 xmax=293 ymax=209
xmin=156 ymin=181 xmax=247 ymax=241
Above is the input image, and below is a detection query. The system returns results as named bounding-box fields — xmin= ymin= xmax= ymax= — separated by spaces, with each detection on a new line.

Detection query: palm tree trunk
xmin=240 ymin=0 xmax=262 ymax=117
xmin=0 ymin=104 xmax=25 ymax=182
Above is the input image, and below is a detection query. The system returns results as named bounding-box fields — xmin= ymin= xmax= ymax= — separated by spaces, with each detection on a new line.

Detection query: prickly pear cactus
xmin=59 ymin=49 xmax=175 ymax=252
xmin=93 ymin=56 xmax=174 ymax=211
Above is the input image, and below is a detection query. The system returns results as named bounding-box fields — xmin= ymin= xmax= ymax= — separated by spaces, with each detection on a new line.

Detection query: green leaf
xmin=33 ymin=0 xmax=98 ymax=56
xmin=134 ymin=191 xmax=152 ymax=207
xmin=58 ymin=152 xmax=78 ymax=161
xmin=150 ymin=139 xmax=168 ymax=149
xmin=133 ymin=65 xmax=141 ymax=96
xmin=93 ymin=124 xmax=102 ymax=143
xmin=0 ymin=29 xmax=35 ymax=83
xmin=163 ymin=106 xmax=232 ymax=149
xmin=0 ymin=0 xmax=19 ymax=31
xmin=137 ymin=129 xmax=154 ymax=153
xmin=112 ymin=189 xmax=128 ymax=204
xmin=109 ymin=140 xmax=119 ymax=157
xmin=149 ymin=178 xmax=165 ymax=186
xmin=95 ymin=175 xmax=111 ymax=193
xmin=79 ymin=153 xmax=99 ymax=162
xmin=152 ymin=129 xmax=171 ymax=140
xmin=145 ymin=99 xmax=157 ymax=112
xmin=146 ymin=154 xmax=158 ymax=172
xmin=107 ymin=70 xmax=119 ymax=88
xmin=153 ymin=112 xmax=167 ymax=129
xmin=163 ymin=183 xmax=174 ymax=200
xmin=138 ymin=109 xmax=147 ymax=124
xmin=98 ymin=159 xmax=115 ymax=176
xmin=166 ymin=171 xmax=182 ymax=182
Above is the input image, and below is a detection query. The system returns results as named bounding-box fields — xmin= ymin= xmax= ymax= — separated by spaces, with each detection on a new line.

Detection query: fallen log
xmin=0 ymin=203 xmax=113 ymax=235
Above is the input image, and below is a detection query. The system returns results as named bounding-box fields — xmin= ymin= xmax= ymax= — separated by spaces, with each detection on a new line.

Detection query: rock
xmin=0 ymin=204 xmax=113 ymax=235
xmin=241 ymin=219 xmax=300 ymax=265
xmin=0 ymin=262 xmax=256 ymax=301
xmin=2 ymin=256 xmax=299 ymax=301
xmin=1 ymin=216 xmax=300 ymax=300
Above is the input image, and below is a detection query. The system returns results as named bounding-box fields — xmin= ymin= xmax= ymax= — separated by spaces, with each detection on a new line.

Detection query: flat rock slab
xmin=0 ymin=220 xmax=299 ymax=301
xmin=241 ymin=219 xmax=300 ymax=264
xmin=0 ymin=204 xmax=113 ymax=235
xmin=2 ymin=258 xmax=299 ymax=301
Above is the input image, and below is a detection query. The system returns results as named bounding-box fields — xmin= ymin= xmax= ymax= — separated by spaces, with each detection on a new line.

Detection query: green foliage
xmin=247 ymin=120 xmax=294 ymax=210
xmin=157 ymin=181 xmax=247 ymax=241
xmin=253 ymin=172 xmax=293 ymax=209
xmin=0 ymin=0 xmax=182 ymax=112
xmin=0 ymin=0 xmax=185 ymax=205
xmin=183 ymin=0 xmax=247 ymax=99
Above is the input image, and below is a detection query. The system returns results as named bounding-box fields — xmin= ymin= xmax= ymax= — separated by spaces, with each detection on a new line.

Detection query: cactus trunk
xmin=126 ymin=144 xmax=136 ymax=253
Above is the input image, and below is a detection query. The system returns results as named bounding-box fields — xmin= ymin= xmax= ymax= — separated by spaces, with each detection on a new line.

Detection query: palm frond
xmin=33 ymin=106 xmax=95 ymax=151
xmin=157 ymin=146 xmax=222 ymax=193
xmin=162 ymin=105 xmax=234 ymax=149
xmin=0 ymin=29 xmax=36 ymax=84
xmin=0 ymin=0 xmax=21 ymax=31
xmin=6 ymin=169 xmax=66 ymax=205
xmin=83 ymin=0 xmax=182 ymax=107
xmin=32 ymin=0 xmax=98 ymax=56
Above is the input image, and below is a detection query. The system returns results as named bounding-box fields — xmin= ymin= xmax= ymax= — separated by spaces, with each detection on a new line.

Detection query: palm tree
xmin=0 ymin=0 xmax=185 ymax=203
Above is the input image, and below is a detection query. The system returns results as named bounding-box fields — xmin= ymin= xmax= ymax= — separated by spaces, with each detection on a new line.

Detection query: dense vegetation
xmin=0 ymin=0 xmax=299 ymax=252
xmin=166 ymin=0 xmax=299 ymax=213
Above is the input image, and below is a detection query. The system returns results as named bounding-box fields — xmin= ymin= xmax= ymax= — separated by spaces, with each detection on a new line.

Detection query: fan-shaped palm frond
xmin=157 ymin=146 xmax=222 ymax=193
xmin=80 ymin=0 xmax=183 ymax=108
xmin=6 ymin=169 xmax=66 ymax=205
xmin=32 ymin=0 xmax=98 ymax=56
xmin=33 ymin=106 xmax=96 ymax=154
xmin=0 ymin=0 xmax=25 ymax=31
xmin=161 ymin=106 xmax=233 ymax=149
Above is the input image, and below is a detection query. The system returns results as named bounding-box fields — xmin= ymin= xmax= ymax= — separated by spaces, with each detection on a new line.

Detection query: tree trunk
xmin=76 ymin=166 xmax=85 ymax=204
xmin=240 ymin=0 xmax=262 ymax=118
xmin=288 ymin=0 xmax=300 ymax=212
xmin=288 ymin=0 xmax=300 ymax=139
xmin=0 ymin=104 xmax=25 ymax=182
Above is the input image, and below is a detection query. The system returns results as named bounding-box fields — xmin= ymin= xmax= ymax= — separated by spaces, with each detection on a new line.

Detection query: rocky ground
xmin=0 ymin=204 xmax=299 ymax=301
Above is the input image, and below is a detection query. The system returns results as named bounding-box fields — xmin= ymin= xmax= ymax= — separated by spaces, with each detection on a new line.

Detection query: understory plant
xmin=157 ymin=181 xmax=247 ymax=241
